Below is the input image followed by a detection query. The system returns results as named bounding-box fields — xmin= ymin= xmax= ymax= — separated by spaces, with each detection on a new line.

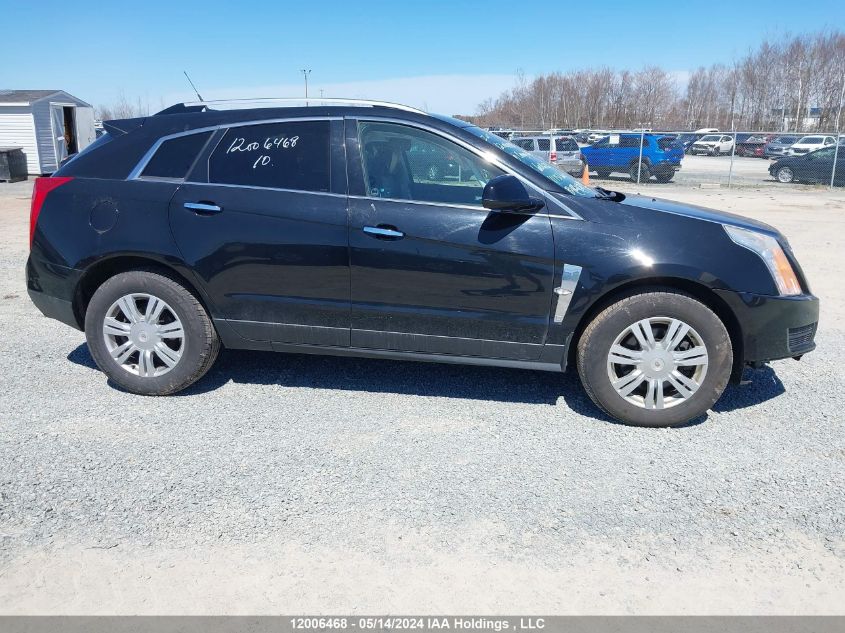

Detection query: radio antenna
xmin=183 ymin=71 xmax=204 ymax=102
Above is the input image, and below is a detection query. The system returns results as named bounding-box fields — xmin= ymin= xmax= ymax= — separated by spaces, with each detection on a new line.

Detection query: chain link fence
xmin=486 ymin=126 xmax=844 ymax=190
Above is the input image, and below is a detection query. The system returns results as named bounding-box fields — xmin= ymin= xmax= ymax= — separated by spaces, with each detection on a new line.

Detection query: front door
xmin=346 ymin=120 xmax=556 ymax=361
xmin=169 ymin=119 xmax=350 ymax=347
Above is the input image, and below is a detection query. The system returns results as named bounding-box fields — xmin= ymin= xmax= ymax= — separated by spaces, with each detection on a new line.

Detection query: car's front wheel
xmin=576 ymin=291 xmax=733 ymax=427
xmin=776 ymin=166 xmax=795 ymax=183
xmin=84 ymin=270 xmax=220 ymax=395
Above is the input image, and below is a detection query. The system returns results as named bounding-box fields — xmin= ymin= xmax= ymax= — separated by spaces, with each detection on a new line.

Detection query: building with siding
xmin=0 ymin=90 xmax=95 ymax=175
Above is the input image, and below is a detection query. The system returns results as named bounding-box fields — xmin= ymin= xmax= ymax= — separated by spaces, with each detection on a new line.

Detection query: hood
xmin=618 ymin=194 xmax=779 ymax=235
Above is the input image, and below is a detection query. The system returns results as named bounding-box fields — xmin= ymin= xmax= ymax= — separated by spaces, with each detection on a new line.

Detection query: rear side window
xmin=537 ymin=139 xmax=550 ymax=151
xmin=142 ymin=132 xmax=212 ymax=179
xmin=619 ymin=136 xmax=644 ymax=148
xmin=209 ymin=121 xmax=330 ymax=191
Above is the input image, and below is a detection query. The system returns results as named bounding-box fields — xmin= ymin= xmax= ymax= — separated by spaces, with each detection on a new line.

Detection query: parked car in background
xmin=736 ymin=134 xmax=775 ymax=158
xmin=27 ymin=99 xmax=818 ymax=427
xmin=787 ymin=135 xmax=836 ymax=156
xmin=574 ymin=131 xmax=592 ymax=144
xmin=689 ymin=134 xmax=734 ymax=156
xmin=510 ymin=135 xmax=585 ymax=176
xmin=674 ymin=133 xmax=704 ymax=153
xmin=694 ymin=127 xmax=719 ymax=134
xmin=581 ymin=133 xmax=683 ymax=182
xmin=770 ymin=146 xmax=844 ymax=185
xmin=764 ymin=135 xmax=800 ymax=157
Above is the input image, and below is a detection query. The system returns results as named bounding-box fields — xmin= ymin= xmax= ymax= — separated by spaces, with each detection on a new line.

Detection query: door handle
xmin=184 ymin=202 xmax=222 ymax=214
xmin=363 ymin=225 xmax=404 ymax=240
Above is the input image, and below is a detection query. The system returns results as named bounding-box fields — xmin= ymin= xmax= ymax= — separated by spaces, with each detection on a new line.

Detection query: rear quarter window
xmin=208 ymin=120 xmax=330 ymax=191
xmin=555 ymin=138 xmax=578 ymax=151
xmin=142 ymin=131 xmax=213 ymax=179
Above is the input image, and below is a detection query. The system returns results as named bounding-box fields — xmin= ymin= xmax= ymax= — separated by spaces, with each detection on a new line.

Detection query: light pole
xmin=300 ymin=69 xmax=311 ymax=105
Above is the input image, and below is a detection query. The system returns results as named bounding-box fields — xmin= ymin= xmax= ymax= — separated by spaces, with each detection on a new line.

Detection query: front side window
xmin=209 ymin=120 xmax=330 ymax=191
xmin=358 ymin=122 xmax=504 ymax=206
xmin=143 ymin=131 xmax=212 ymax=179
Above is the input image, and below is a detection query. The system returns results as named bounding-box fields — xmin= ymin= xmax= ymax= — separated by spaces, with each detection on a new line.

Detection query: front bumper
xmin=714 ymin=289 xmax=819 ymax=362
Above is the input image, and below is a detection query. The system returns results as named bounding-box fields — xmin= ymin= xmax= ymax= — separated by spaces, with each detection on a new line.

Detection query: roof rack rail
xmin=166 ymin=97 xmax=428 ymax=114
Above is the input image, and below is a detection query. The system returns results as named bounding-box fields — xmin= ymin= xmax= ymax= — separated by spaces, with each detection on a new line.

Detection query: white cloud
xmin=164 ymin=73 xmax=518 ymax=115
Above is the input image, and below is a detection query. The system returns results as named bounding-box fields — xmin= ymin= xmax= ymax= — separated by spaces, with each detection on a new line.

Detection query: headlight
xmin=724 ymin=225 xmax=802 ymax=295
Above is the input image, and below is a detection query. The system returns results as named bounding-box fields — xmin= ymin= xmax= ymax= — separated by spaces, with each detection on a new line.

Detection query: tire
xmin=426 ymin=163 xmax=442 ymax=180
xmin=84 ymin=270 xmax=220 ymax=395
xmin=629 ymin=162 xmax=651 ymax=182
xmin=776 ymin=166 xmax=795 ymax=183
xmin=654 ymin=172 xmax=673 ymax=183
xmin=576 ymin=291 xmax=733 ymax=427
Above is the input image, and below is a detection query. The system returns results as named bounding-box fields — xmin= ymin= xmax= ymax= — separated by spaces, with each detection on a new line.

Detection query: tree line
xmin=469 ymin=31 xmax=845 ymax=133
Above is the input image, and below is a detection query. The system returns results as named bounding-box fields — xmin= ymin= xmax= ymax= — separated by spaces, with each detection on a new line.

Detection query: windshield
xmin=774 ymin=136 xmax=798 ymax=144
xmin=464 ymin=126 xmax=596 ymax=197
xmin=699 ymin=135 xmax=721 ymax=142
xmin=799 ymin=136 xmax=822 ymax=144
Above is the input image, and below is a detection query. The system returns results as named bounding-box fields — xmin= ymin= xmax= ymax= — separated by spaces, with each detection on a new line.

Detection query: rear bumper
xmin=652 ymin=160 xmax=680 ymax=175
xmin=26 ymin=256 xmax=82 ymax=330
xmin=714 ymin=289 xmax=819 ymax=362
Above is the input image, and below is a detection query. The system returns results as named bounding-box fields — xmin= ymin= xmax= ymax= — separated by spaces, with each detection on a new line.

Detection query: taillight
xmin=549 ymin=149 xmax=557 ymax=162
xmin=30 ymin=176 xmax=73 ymax=248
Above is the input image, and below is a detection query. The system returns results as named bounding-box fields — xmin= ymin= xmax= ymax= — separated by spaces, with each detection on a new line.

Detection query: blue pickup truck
xmin=581 ymin=133 xmax=684 ymax=182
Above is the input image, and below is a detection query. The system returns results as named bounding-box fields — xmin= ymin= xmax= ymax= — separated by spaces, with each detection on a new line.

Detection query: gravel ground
xmin=0 ymin=180 xmax=843 ymax=613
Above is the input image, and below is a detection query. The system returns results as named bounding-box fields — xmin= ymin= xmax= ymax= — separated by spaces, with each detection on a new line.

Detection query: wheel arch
xmin=72 ymin=256 xmax=213 ymax=331
xmin=567 ymin=277 xmax=745 ymax=383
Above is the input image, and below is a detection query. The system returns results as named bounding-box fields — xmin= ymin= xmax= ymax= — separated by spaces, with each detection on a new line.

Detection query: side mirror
xmin=482 ymin=175 xmax=545 ymax=213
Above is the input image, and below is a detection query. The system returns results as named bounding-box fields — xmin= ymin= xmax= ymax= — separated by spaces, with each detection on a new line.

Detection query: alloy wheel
xmin=102 ymin=293 xmax=185 ymax=377
xmin=606 ymin=317 xmax=709 ymax=410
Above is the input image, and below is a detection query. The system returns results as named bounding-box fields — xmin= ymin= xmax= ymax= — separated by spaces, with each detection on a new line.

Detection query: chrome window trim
xmin=350 ymin=116 xmax=582 ymax=220
xmin=170 ymin=180 xmax=345 ymax=198
xmin=127 ymin=116 xmax=341 ymax=181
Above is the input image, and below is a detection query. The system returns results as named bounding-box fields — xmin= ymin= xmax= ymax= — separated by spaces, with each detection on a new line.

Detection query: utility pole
xmin=319 ymin=89 xmax=324 ymax=99
xmin=300 ymin=69 xmax=311 ymax=106
xmin=830 ymin=67 xmax=845 ymax=190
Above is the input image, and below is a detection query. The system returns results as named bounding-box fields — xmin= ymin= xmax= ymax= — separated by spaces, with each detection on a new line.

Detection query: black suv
xmin=27 ymin=99 xmax=819 ymax=427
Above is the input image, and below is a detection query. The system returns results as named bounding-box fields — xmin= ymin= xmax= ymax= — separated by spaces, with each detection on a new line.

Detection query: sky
xmin=3 ymin=0 xmax=844 ymax=115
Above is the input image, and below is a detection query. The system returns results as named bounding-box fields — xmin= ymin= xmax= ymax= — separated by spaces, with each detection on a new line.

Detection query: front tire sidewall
xmin=577 ymin=292 xmax=733 ymax=427
xmin=85 ymin=272 xmax=218 ymax=395
xmin=777 ymin=167 xmax=795 ymax=183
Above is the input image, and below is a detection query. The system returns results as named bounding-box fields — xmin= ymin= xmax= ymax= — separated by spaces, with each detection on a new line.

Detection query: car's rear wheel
xmin=654 ymin=171 xmax=673 ymax=183
xmin=776 ymin=166 xmax=795 ymax=183
xmin=629 ymin=162 xmax=651 ymax=182
xmin=576 ymin=291 xmax=732 ymax=427
xmin=84 ymin=270 xmax=220 ymax=395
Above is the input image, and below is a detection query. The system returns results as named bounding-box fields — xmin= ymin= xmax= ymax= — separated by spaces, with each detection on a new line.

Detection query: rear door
xmin=345 ymin=119 xmax=556 ymax=361
xmin=168 ymin=118 xmax=351 ymax=346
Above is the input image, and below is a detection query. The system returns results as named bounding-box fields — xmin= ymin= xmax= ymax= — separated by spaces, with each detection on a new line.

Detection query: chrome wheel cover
xmin=777 ymin=167 xmax=794 ymax=182
xmin=102 ymin=293 xmax=185 ymax=377
xmin=606 ymin=317 xmax=708 ymax=410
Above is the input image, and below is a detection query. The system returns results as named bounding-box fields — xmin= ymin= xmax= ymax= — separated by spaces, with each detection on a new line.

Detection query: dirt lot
xmin=1 ymin=179 xmax=843 ymax=614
